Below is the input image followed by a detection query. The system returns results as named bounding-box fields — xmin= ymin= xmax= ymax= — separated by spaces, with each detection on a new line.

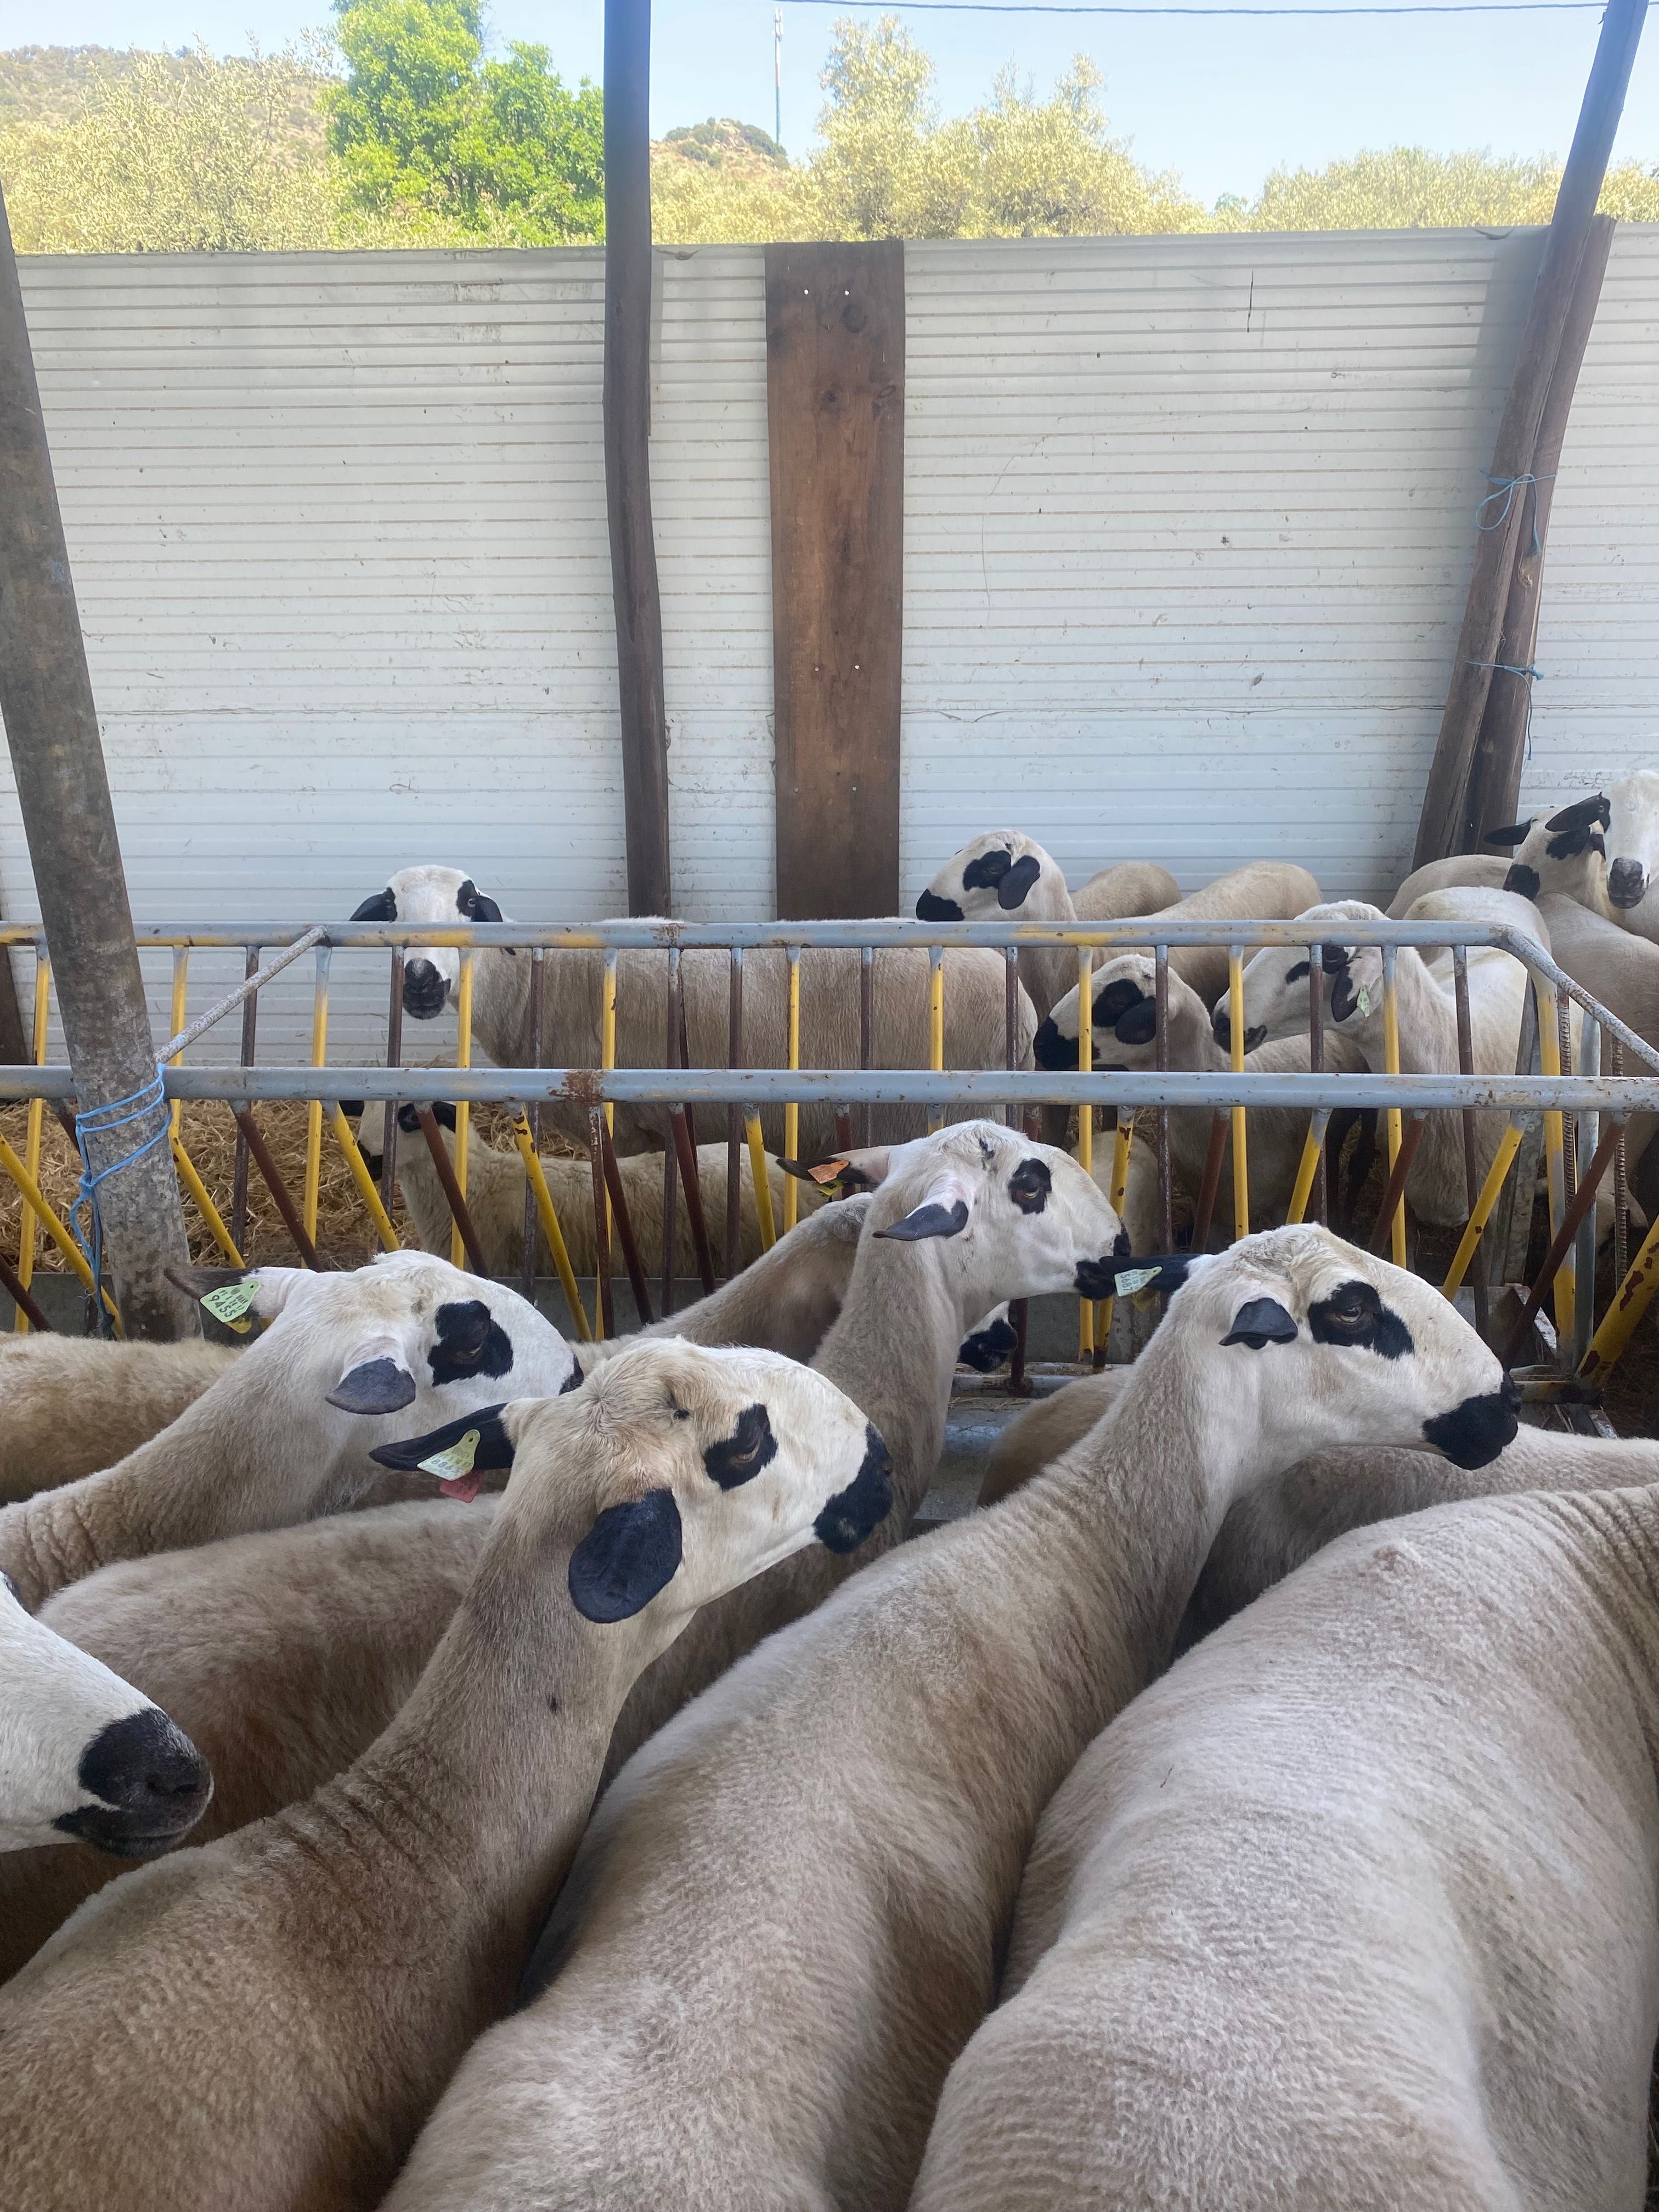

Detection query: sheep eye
xmin=1328 ymin=1302 xmax=1368 ymax=1330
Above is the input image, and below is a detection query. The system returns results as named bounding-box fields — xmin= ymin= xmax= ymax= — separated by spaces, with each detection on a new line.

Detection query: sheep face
xmin=812 ymin=1120 xmax=1133 ymax=1296
xmin=917 ymin=832 xmax=1060 ymax=925
xmin=1035 ymin=954 xmax=1207 ymax=1073
xmin=1603 ymin=770 xmax=1659 ymax=916
xmin=0 ymin=1575 xmax=211 ymax=1855
xmin=1222 ymin=902 xmax=1386 ymax=1055
xmin=350 ymin=865 xmax=508 ymax=1022
xmin=1164 ymin=1226 xmax=1517 ymax=1473
xmin=377 ymin=1341 xmax=891 ymax=1635
xmin=1486 ymin=794 xmax=1609 ymax=907
xmin=172 ymin=1251 xmax=577 ymax=1486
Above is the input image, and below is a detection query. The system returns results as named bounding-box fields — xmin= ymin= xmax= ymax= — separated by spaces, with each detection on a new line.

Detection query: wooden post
xmin=0 ymin=185 xmax=195 ymax=1339
xmin=1463 ymin=214 xmax=1617 ymax=843
xmin=604 ymin=0 xmax=672 ymax=919
xmin=1414 ymin=0 xmax=1646 ymax=867
xmin=765 ymin=241 xmax=905 ymax=919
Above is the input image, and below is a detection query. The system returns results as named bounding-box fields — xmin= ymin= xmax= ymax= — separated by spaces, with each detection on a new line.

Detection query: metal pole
xmin=0 ymin=184 xmax=193 ymax=1338
xmin=604 ymin=0 xmax=672 ymax=919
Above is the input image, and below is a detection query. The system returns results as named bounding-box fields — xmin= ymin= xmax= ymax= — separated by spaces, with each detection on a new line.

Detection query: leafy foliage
xmin=1223 ymin=144 xmax=1659 ymax=231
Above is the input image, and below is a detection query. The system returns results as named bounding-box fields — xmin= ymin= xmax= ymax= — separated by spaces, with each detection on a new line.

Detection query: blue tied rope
xmin=1476 ymin=470 xmax=1555 ymax=556
xmin=71 ymin=1069 xmax=170 ymax=1334
xmin=1466 ymin=657 xmax=1543 ymax=762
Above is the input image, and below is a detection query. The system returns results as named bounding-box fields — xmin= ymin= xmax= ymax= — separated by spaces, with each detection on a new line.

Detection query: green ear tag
xmin=421 ymin=1429 xmax=483 ymax=1502
xmin=1355 ymin=984 xmax=1374 ymax=1019
xmin=1111 ymin=1266 xmax=1161 ymax=1299
xmin=201 ymin=1279 xmax=258 ymax=1334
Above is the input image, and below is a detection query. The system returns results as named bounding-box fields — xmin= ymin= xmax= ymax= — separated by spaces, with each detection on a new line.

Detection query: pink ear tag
xmin=419 ymin=1428 xmax=483 ymax=1504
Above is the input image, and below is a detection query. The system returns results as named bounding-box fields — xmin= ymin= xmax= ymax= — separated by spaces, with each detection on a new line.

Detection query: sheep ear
xmin=569 ymin=1491 xmax=684 ymax=1622
xmin=1482 ymin=821 xmax=1533 ymax=849
xmin=1545 ymin=794 xmax=1610 ymax=834
xmin=369 ymin=1402 xmax=513 ymax=1473
xmin=997 ymin=854 xmax=1042 ymax=910
xmin=167 ymin=1264 xmax=303 ymax=1322
xmin=350 ymin=889 xmax=397 ymax=922
xmin=327 ymin=1338 xmax=418 ymax=1414
xmin=432 ymin=1101 xmax=459 ymax=1132
xmin=782 ymin=1144 xmax=893 ymax=1195
xmin=1222 ymin=1296 xmax=1299 ymax=1350
xmin=876 ymin=1172 xmax=977 ymax=1242
xmin=1114 ymin=998 xmax=1158 ymax=1046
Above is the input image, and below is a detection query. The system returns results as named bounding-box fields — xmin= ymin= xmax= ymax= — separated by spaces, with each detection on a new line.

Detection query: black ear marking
xmin=876 ymin=1199 xmax=971 ymax=1242
xmin=1008 ymin=1158 xmax=1052 ymax=1214
xmin=350 ymin=888 xmax=398 ymax=922
xmin=1330 ymin=968 xmax=1364 ymax=1024
xmin=1114 ymin=998 xmax=1158 ymax=1047
xmin=703 ymin=1402 xmax=777 ymax=1489
xmin=569 ymin=1491 xmax=683 ymax=1622
xmin=1221 ymin=1296 xmax=1299 ymax=1350
xmin=369 ymin=1401 xmax=513 ymax=1472
xmin=430 ymin=1299 xmax=515 ymax=1385
xmin=1093 ymin=979 xmax=1145 ymax=1029
xmin=1545 ymin=794 xmax=1611 ymax=834
xmin=962 ymin=848 xmax=1014 ymax=891
xmin=997 ymin=854 xmax=1042 ymax=910
xmin=1504 ymin=863 xmax=1542 ymax=900
xmin=1284 ymin=960 xmax=1310 ymax=983
xmin=1482 ymin=820 xmax=1533 ymax=849
xmin=327 ymin=1357 xmax=418 ymax=1414
xmin=916 ymin=889 xmax=966 ymax=923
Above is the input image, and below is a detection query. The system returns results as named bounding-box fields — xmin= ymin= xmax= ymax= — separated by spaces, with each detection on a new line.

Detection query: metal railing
xmin=2 ymin=912 xmax=1655 ymax=1395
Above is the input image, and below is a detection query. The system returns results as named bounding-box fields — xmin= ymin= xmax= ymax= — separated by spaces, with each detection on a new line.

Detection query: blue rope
xmin=71 ymin=1069 xmax=170 ymax=1334
xmin=1466 ymin=658 xmax=1543 ymax=762
xmin=1476 ymin=470 xmax=1555 ymax=555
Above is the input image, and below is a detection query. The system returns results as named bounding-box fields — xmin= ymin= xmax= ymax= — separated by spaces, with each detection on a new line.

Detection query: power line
xmin=777 ymin=0 xmax=1604 ymax=15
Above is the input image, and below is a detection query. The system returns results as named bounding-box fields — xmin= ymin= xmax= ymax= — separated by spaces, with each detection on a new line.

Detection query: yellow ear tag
xmin=1111 ymin=1266 xmax=1161 ymax=1300
xmin=201 ymin=1279 xmax=259 ymax=1335
xmin=420 ymin=1428 xmax=483 ymax=1503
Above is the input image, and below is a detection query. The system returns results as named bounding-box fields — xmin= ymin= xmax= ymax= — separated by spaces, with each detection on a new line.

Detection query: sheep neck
xmin=1345 ymin=948 xmax=1454 ymax=1075
xmin=1020 ymin=885 xmax=1081 ymax=1023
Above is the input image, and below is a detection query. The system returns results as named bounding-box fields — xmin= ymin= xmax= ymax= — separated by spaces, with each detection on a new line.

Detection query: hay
xmin=0 ymin=1090 xmax=588 ymax=1278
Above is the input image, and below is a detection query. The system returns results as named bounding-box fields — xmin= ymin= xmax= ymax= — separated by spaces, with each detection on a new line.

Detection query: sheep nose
xmin=403 ymin=958 xmax=449 ymax=1019
xmin=55 ymin=1709 xmax=213 ymax=1856
xmin=1212 ymin=1009 xmax=1232 ymax=1051
xmin=1032 ymin=1018 xmax=1075 ymax=1071
xmin=1609 ymin=857 xmax=1647 ymax=909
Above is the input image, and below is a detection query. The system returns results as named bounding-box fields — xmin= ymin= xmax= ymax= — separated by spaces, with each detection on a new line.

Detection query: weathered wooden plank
xmin=765 ymin=241 xmax=904 ymax=922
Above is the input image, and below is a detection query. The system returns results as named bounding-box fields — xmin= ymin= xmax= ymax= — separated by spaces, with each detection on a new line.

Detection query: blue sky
xmin=9 ymin=0 xmax=1658 ymax=207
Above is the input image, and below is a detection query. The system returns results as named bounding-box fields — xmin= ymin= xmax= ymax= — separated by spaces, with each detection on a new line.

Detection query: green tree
xmin=326 ymin=0 xmax=603 ymax=240
xmin=1227 ymin=144 xmax=1659 ymax=230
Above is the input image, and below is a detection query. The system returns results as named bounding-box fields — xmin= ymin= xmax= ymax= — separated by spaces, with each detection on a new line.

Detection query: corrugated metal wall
xmin=3 ymin=229 xmax=1656 ymax=1060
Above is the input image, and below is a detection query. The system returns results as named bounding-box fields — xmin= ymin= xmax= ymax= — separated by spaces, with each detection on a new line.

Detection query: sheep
xmin=351 ymin=866 xmax=1036 ymax=1158
xmin=0 ymin=1250 xmax=578 ymax=1611
xmin=979 ymin=1364 xmax=1128 ymax=1506
xmin=354 ymin=1102 xmax=820 ymax=1279
xmin=0 ymin=1570 xmax=211 ymax=1857
xmin=0 ymin=1202 xmax=876 ymax=1983
xmin=1120 ymin=860 xmax=1324 ymax=1009
xmin=1530 ymin=891 xmax=1659 ymax=1204
xmin=916 ymin=832 xmax=1178 ymax=1022
xmin=1601 ymin=766 xmax=1659 ymax=932
xmin=0 ymin=1339 xmax=893 ymax=2212
xmin=913 ymin=1474 xmax=1659 ymax=2212
xmin=1037 ymin=949 xmax=1369 ymax=1232
xmin=0 ymin=1335 xmax=238 ymax=1505
xmin=1233 ymin=889 xmax=1550 ymax=1228
xmin=1386 ymin=853 xmax=1513 ymax=917
xmin=1488 ymin=791 xmax=1613 ymax=914
xmin=382 ymin=1227 xmax=1516 ymax=2212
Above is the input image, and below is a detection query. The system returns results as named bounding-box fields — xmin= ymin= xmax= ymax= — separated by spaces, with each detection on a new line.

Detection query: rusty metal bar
xmin=381 ymin=949 xmax=404 ymax=1224
xmin=1192 ymin=1111 xmax=1228 ymax=1251
xmin=726 ymin=947 xmax=742 ymax=1282
xmin=1503 ymin=1116 xmax=1627 ymax=1367
xmin=1308 ymin=941 xmax=1328 ymax=1226
xmin=232 ymin=1105 xmax=321 ymax=1269
xmin=661 ymin=946 xmax=680 ymax=1318
xmin=589 ymin=1108 xmax=614 ymax=1340
xmin=1006 ymin=941 xmax=1030 ymax=1374
xmin=522 ymin=948 xmax=545 ymax=1306
xmin=0 ymin=1242 xmax=50 ymax=1332
xmin=1155 ymin=941 xmax=1172 ymax=1251
xmin=415 ymin=1104 xmax=487 ymax=1276
xmin=603 ymin=1124 xmax=654 ymax=1325
xmin=672 ymin=1108 xmax=716 ymax=1297
xmin=1612 ymin=1035 xmax=1629 ymax=1288
xmin=1008 ymin=1293 xmax=1031 ymax=1397
xmin=859 ymin=943 xmax=874 ymax=1149
xmin=1369 ymin=1115 xmax=1427 ymax=1255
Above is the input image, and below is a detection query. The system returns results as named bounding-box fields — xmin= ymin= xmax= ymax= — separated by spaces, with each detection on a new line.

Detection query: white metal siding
xmin=2 ymin=232 xmax=1656 ymax=1063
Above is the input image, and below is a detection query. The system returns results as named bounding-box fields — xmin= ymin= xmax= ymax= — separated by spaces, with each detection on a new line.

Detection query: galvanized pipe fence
xmin=1 ymin=915 xmax=1656 ymax=1396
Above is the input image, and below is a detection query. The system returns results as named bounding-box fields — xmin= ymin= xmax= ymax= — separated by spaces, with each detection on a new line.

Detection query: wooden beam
xmin=1414 ymin=0 xmax=1646 ymax=867
xmin=765 ymin=241 xmax=904 ymax=921
xmin=1463 ymin=214 xmax=1616 ymax=844
xmin=0 ymin=184 xmax=195 ymax=1339
xmin=603 ymin=0 xmax=672 ymax=918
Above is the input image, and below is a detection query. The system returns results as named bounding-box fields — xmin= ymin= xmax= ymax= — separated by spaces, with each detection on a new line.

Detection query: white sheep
xmin=351 ymin=866 xmax=1036 ymax=1158
xmin=356 ymin=1103 xmax=820 ymax=1278
xmin=1601 ymin=766 xmax=1659 ymax=932
xmin=1038 ymin=949 xmax=1369 ymax=1231
xmin=915 ymin=1472 xmax=1659 ymax=2211
xmin=0 ymin=1201 xmax=876 ymax=1983
xmin=0 ymin=1338 xmax=891 ymax=2212
xmin=0 ymin=1336 xmax=237 ymax=1505
xmin=916 ymin=832 xmax=1179 ymax=1021
xmin=1386 ymin=853 xmax=1513 ymax=917
xmin=0 ymin=1251 xmax=578 ymax=1611
xmin=382 ymin=1228 xmax=1514 ymax=2212
xmin=0 ymin=1571 xmax=211 ymax=1857
xmin=1486 ymin=792 xmax=1613 ymax=914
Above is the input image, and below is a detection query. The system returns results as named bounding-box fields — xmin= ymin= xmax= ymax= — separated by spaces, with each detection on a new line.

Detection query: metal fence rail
xmin=2 ymin=912 xmax=1655 ymax=1394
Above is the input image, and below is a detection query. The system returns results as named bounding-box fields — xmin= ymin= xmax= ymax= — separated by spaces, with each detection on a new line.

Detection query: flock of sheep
xmin=2 ymin=780 xmax=1659 ymax=2209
